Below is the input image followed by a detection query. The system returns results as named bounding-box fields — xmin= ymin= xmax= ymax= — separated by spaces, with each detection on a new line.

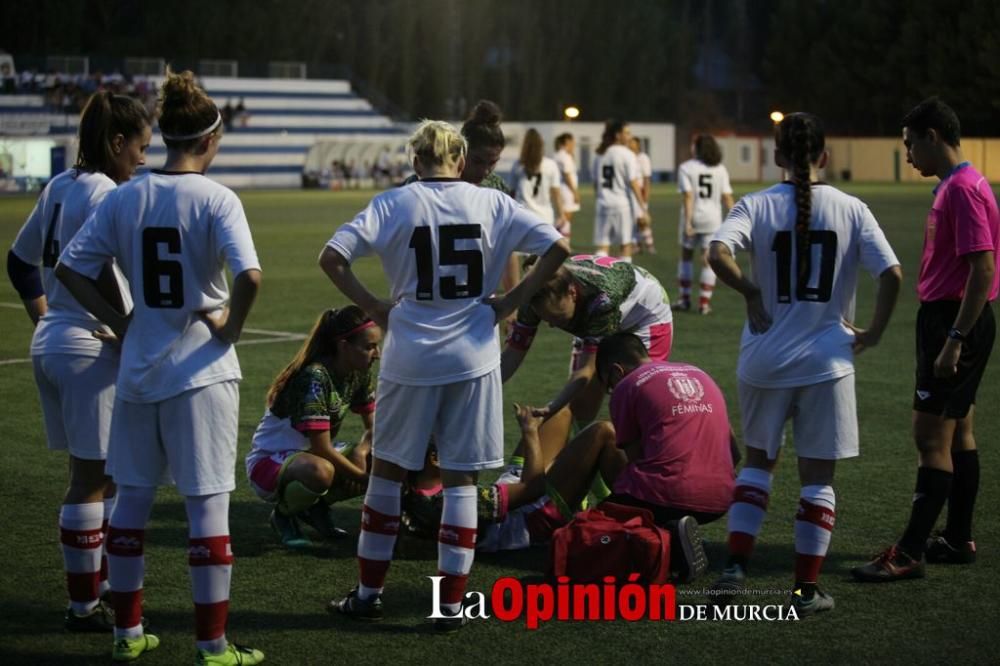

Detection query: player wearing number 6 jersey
xmin=7 ymin=91 xmax=151 ymax=634
xmin=320 ymin=119 xmax=569 ymax=630
xmin=708 ymin=113 xmax=902 ymax=616
xmin=57 ymin=69 xmax=264 ymax=665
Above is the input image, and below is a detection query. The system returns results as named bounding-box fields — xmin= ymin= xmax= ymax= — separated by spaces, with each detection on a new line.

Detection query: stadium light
xmin=563 ymin=105 xmax=580 ymax=121
xmin=770 ymin=110 xmax=784 ymax=124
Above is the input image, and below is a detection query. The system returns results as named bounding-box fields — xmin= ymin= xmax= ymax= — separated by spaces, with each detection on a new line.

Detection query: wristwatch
xmin=947 ymin=327 xmax=966 ymax=342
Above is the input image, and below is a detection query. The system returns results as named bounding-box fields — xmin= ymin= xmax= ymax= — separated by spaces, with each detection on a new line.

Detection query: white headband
xmin=161 ymin=111 xmax=222 ymax=141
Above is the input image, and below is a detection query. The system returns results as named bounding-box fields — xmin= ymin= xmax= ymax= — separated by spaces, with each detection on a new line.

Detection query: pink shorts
xmin=245 ymin=449 xmax=298 ymax=502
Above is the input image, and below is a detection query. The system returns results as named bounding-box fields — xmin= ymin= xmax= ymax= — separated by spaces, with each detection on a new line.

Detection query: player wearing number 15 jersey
xmin=57 ymin=69 xmax=265 ymax=665
xmin=321 ymin=119 xmax=569 ymax=629
xmin=708 ymin=113 xmax=902 ymax=616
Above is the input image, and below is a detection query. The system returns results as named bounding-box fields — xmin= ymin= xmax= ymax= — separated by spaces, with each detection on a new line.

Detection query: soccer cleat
xmin=790 ymin=587 xmax=835 ymax=616
xmin=112 ymin=633 xmax=160 ymax=662
xmin=698 ymin=304 xmax=712 ymax=315
xmin=328 ymin=587 xmax=384 ymax=621
xmin=65 ymin=599 xmax=115 ymax=633
xmin=299 ymin=502 xmax=349 ymax=541
xmin=851 ymin=545 xmax=926 ymax=582
xmin=673 ymin=516 xmax=708 ymax=583
xmin=925 ymin=533 xmax=976 ymax=565
xmin=269 ymin=508 xmax=311 ymax=549
xmin=195 ymin=643 xmax=265 ymax=666
xmin=433 ymin=608 xmax=469 ymax=634
xmin=672 ymin=298 xmax=691 ymax=312
xmin=708 ymin=563 xmax=747 ymax=605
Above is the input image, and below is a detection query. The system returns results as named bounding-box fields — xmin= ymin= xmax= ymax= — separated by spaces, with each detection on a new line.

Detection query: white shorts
xmin=106 ymin=381 xmax=241 ymax=496
xmin=738 ymin=374 xmax=859 ymax=461
xmin=33 ymin=354 xmax=118 ymax=460
xmin=373 ymin=368 xmax=503 ymax=472
xmin=593 ymin=206 xmax=634 ymax=248
xmin=560 ymin=185 xmax=580 ymax=213
xmin=678 ymin=224 xmax=715 ymax=251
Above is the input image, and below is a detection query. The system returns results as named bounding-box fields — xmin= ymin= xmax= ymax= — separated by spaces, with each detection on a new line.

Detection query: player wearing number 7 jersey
xmin=707 ymin=113 xmax=902 ymax=616
xmin=320 ymin=119 xmax=569 ymax=630
xmin=57 ymin=69 xmax=265 ymax=665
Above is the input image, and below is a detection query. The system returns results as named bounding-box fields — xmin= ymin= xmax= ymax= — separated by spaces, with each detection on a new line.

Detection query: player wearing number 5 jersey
xmin=708 ymin=113 xmax=902 ymax=616
xmin=321 ymin=120 xmax=569 ymax=629
xmin=57 ymin=70 xmax=265 ymax=665
xmin=676 ymin=135 xmax=734 ymax=314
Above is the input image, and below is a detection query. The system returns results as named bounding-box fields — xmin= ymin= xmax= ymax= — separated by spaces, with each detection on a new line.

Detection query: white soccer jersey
xmin=637 ymin=152 xmax=653 ymax=180
xmin=593 ymin=145 xmax=641 ymax=212
xmin=327 ymin=179 xmax=563 ymax=386
xmin=12 ymin=169 xmax=132 ymax=359
xmin=553 ymin=149 xmax=578 ymax=190
xmin=678 ymin=158 xmax=734 ymax=233
xmin=712 ymin=183 xmax=900 ymax=388
xmin=60 ymin=170 xmax=261 ymax=403
xmin=511 ymin=157 xmax=561 ymax=225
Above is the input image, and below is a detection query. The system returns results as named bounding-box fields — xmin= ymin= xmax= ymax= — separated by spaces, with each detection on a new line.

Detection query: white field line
xmin=0 ymin=313 xmax=305 ymax=364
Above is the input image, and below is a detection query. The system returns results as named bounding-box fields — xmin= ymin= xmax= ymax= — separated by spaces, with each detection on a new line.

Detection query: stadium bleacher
xmin=0 ymin=76 xmax=409 ymax=189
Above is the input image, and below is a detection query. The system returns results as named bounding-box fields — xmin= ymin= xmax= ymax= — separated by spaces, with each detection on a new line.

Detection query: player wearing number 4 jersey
xmin=57 ymin=69 xmax=265 ymax=665
xmin=708 ymin=113 xmax=902 ymax=616
xmin=320 ymin=119 xmax=569 ymax=629
xmin=7 ymin=91 xmax=151 ymax=634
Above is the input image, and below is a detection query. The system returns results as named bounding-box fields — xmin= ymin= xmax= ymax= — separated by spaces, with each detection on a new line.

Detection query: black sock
xmin=899 ymin=467 xmax=953 ymax=558
xmin=945 ymin=450 xmax=979 ymax=543
xmin=794 ymin=581 xmax=817 ymax=599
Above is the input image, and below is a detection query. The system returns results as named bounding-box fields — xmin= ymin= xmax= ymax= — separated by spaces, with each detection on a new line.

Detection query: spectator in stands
xmin=235 ymin=97 xmax=248 ymax=128
xmin=222 ymin=100 xmax=234 ymax=132
xmin=1 ymin=62 xmax=15 ymax=94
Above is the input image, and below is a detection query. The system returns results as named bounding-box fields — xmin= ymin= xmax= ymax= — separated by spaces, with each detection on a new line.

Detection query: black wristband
xmin=947 ymin=327 xmax=966 ymax=342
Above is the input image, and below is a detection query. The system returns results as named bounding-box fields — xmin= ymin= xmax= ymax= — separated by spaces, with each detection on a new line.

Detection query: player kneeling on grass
xmin=320 ymin=119 xmax=570 ymax=632
xmin=245 ymin=306 xmax=379 ymax=548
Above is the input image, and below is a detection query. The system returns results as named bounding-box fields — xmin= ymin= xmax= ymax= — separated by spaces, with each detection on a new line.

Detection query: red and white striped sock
xmin=699 ymin=267 xmax=717 ymax=309
xmin=726 ymin=467 xmax=772 ymax=565
xmin=678 ymin=261 xmax=693 ymax=303
xmin=357 ymin=476 xmax=402 ymax=601
xmin=99 ymin=496 xmax=114 ymax=596
xmin=794 ymin=485 xmax=836 ymax=587
xmin=107 ymin=485 xmax=155 ymax=640
xmin=437 ymin=486 xmax=478 ymax=615
xmin=60 ymin=502 xmax=104 ymax=614
xmin=186 ymin=493 xmax=232 ymax=655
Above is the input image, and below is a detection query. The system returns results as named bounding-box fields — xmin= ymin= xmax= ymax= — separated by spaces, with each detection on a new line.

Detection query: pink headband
xmin=336 ymin=319 xmax=376 ymax=340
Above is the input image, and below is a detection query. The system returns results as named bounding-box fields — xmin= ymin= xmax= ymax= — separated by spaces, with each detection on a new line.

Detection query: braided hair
xmin=775 ymin=113 xmax=825 ymax=288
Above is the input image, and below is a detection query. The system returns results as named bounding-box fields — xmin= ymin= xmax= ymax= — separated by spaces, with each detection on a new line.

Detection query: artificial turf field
xmin=1 ymin=181 xmax=997 ymax=664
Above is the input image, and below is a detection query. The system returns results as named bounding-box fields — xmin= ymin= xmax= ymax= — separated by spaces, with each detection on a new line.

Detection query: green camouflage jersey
xmin=401 ymin=171 xmax=513 ymax=198
xmin=513 ymin=254 xmax=673 ymax=347
xmin=250 ymin=362 xmax=375 ymax=454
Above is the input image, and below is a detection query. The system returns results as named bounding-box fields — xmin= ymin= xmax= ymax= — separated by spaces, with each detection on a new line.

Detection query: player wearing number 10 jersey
xmin=58 ymin=69 xmax=264 ymax=665
xmin=321 ymin=119 xmax=569 ymax=629
xmin=708 ymin=113 xmax=902 ymax=616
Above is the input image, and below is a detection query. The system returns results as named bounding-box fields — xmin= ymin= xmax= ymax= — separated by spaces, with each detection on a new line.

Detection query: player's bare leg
xmin=675 ymin=245 xmax=695 ymax=311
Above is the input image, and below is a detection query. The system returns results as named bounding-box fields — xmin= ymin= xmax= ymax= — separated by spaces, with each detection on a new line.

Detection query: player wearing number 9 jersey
xmin=321 ymin=119 xmax=569 ymax=628
xmin=57 ymin=69 xmax=265 ymax=665
xmin=708 ymin=113 xmax=902 ymax=616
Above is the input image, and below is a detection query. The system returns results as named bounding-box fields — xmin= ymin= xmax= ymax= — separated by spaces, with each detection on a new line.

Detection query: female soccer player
xmin=6 ymin=91 xmax=151 ymax=633
xmin=56 ymin=69 xmax=265 ymax=665
xmin=628 ymin=136 xmax=655 ymax=253
xmin=675 ymin=134 xmax=735 ymax=314
xmin=320 ymin=119 xmax=569 ymax=631
xmin=510 ymin=128 xmax=564 ymax=228
xmin=592 ymin=120 xmax=648 ymax=259
xmin=707 ymin=112 xmax=902 ymax=616
xmin=501 ymin=253 xmax=673 ymax=430
xmin=553 ymin=132 xmax=579 ymax=237
xmin=245 ymin=306 xmax=380 ymax=548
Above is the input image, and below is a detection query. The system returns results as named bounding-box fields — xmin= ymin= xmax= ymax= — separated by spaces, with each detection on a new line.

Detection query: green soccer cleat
xmin=269 ymin=508 xmax=311 ymax=549
xmin=112 ymin=633 xmax=160 ymax=662
xmin=195 ymin=643 xmax=265 ymax=666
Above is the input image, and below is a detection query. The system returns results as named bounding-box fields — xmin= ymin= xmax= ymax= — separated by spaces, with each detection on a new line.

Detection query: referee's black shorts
xmin=914 ymin=300 xmax=996 ymax=418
